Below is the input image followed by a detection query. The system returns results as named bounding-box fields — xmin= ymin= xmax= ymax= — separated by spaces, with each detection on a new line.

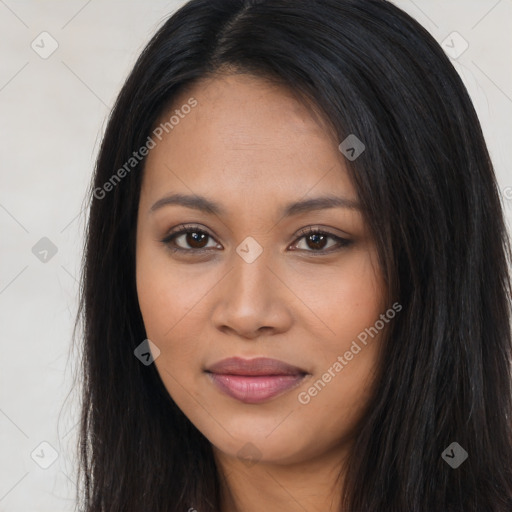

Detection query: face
xmin=136 ymin=73 xmax=386 ymax=468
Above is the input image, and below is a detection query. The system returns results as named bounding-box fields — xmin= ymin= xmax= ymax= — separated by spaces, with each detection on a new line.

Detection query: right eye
xmin=160 ymin=224 xmax=222 ymax=253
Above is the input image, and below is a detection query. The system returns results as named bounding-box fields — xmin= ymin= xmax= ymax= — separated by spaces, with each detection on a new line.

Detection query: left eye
xmin=290 ymin=228 xmax=351 ymax=252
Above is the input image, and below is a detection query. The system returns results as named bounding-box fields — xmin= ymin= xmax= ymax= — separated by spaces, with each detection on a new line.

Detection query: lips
xmin=207 ymin=357 xmax=306 ymax=376
xmin=205 ymin=357 xmax=308 ymax=404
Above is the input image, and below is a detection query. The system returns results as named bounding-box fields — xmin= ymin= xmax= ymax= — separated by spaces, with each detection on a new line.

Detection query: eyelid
xmin=293 ymin=225 xmax=351 ymax=242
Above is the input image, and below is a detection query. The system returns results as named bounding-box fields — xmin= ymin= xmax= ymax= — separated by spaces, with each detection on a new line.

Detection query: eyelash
xmin=160 ymin=224 xmax=352 ymax=255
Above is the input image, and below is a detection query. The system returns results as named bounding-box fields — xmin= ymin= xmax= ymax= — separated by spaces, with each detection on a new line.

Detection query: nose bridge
xmin=211 ymin=242 xmax=290 ymax=337
xmin=227 ymin=245 xmax=273 ymax=310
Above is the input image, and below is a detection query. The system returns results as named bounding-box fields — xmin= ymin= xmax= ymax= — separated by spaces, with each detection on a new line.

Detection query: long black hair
xmin=75 ymin=0 xmax=512 ymax=510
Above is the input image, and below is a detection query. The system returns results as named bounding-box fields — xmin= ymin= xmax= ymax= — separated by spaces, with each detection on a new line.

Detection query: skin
xmin=136 ymin=73 xmax=387 ymax=512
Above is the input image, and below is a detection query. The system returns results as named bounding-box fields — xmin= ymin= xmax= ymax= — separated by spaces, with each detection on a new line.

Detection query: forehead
xmin=141 ymin=73 xmax=356 ymax=206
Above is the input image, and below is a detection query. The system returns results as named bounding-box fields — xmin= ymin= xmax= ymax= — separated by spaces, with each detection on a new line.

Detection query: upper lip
xmin=206 ymin=357 xmax=307 ymax=376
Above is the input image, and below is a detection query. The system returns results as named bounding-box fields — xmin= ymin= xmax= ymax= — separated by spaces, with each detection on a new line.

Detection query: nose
xmin=211 ymin=249 xmax=293 ymax=340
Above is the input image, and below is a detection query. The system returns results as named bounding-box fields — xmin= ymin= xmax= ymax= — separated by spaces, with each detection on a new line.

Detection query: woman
xmin=76 ymin=0 xmax=512 ymax=510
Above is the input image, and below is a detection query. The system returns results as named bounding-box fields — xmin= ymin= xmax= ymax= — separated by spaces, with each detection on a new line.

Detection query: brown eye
xmin=161 ymin=225 xmax=220 ymax=252
xmin=304 ymin=232 xmax=329 ymax=250
xmin=291 ymin=228 xmax=352 ymax=253
xmin=181 ymin=231 xmax=209 ymax=249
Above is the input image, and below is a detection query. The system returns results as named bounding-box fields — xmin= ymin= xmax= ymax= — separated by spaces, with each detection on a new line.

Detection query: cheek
xmin=135 ymin=240 xmax=220 ymax=371
xmin=290 ymin=248 xmax=384 ymax=418
xmin=327 ymin=256 xmax=384 ymax=341
xmin=136 ymin=238 xmax=200 ymax=336
xmin=287 ymin=246 xmax=384 ymax=343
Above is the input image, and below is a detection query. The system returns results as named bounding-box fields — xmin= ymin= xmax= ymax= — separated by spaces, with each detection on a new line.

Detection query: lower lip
xmin=207 ymin=373 xmax=306 ymax=404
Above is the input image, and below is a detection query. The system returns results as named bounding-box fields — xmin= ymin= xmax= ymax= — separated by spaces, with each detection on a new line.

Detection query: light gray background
xmin=1 ymin=1 xmax=511 ymax=510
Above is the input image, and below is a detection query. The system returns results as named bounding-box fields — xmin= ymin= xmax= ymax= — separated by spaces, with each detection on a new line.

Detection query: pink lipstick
xmin=205 ymin=357 xmax=307 ymax=404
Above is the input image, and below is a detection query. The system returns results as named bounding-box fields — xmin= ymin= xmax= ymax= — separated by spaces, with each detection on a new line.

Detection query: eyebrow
xmin=149 ymin=193 xmax=360 ymax=216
